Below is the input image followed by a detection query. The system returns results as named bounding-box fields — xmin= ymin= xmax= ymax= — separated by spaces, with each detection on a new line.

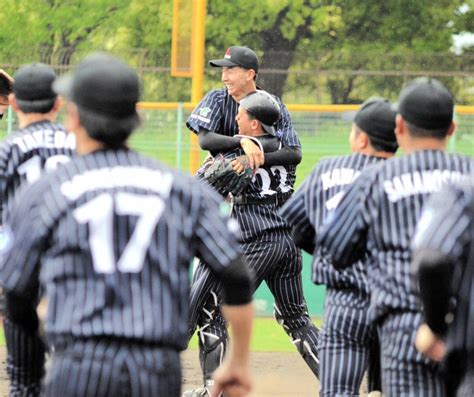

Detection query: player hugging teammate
xmin=0 ymin=45 xmax=472 ymax=397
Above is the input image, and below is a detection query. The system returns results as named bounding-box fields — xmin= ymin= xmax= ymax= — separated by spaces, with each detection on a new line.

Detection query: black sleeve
xmin=264 ymin=146 xmax=302 ymax=166
xmin=217 ymin=254 xmax=253 ymax=306
xmin=198 ymin=127 xmax=242 ymax=152
xmin=291 ymin=226 xmax=315 ymax=255
xmin=413 ymin=249 xmax=454 ymax=335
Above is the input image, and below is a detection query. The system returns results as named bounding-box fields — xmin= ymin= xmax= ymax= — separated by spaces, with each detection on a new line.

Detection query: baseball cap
xmin=53 ymin=52 xmax=140 ymax=119
xmin=209 ymin=46 xmax=259 ymax=73
xmin=398 ymin=77 xmax=454 ymax=130
xmin=13 ymin=63 xmax=57 ymax=107
xmin=347 ymin=97 xmax=398 ymax=152
xmin=239 ymin=90 xmax=280 ymax=135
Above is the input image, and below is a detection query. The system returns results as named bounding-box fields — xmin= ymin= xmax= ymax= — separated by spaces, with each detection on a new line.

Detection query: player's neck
xmin=74 ymin=128 xmax=106 ymax=155
xmin=232 ymin=83 xmax=257 ymax=102
xmin=401 ymin=136 xmax=448 ymax=154
xmin=18 ymin=112 xmax=57 ymax=129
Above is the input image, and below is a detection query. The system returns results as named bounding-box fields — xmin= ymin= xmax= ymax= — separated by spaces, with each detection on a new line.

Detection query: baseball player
xmin=279 ymin=97 xmax=398 ymax=396
xmin=0 ymin=63 xmax=76 ymax=226
xmin=184 ymin=89 xmax=320 ymax=397
xmin=0 ymin=53 xmax=254 ymax=397
xmin=413 ymin=179 xmax=474 ymax=397
xmin=317 ymin=77 xmax=473 ymax=396
xmin=0 ymin=64 xmax=76 ymax=387
xmin=0 ymin=69 xmax=14 ymax=119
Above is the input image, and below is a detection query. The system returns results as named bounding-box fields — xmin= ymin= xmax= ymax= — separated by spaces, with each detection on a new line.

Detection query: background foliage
xmin=0 ymin=0 xmax=473 ymax=104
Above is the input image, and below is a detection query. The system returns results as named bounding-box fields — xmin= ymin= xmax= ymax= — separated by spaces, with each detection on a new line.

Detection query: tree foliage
xmin=0 ymin=0 xmax=471 ymax=103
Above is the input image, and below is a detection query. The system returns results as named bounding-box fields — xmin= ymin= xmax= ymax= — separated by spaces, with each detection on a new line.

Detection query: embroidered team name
xmin=61 ymin=166 xmax=173 ymax=201
xmin=383 ymin=170 xmax=466 ymax=202
xmin=13 ymin=130 xmax=76 ymax=153
xmin=321 ymin=168 xmax=360 ymax=191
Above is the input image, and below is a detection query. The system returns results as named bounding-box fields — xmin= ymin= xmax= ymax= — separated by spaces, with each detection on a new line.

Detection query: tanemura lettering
xmin=61 ymin=166 xmax=173 ymax=201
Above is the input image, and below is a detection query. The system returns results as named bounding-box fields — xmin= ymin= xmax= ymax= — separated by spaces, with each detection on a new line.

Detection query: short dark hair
xmin=405 ymin=120 xmax=450 ymax=140
xmin=354 ymin=124 xmax=397 ymax=153
xmin=77 ymin=105 xmax=141 ymax=149
xmin=16 ymin=97 xmax=56 ymax=114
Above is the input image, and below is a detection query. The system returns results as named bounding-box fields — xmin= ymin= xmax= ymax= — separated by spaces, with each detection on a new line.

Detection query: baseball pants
xmin=378 ymin=311 xmax=446 ymax=397
xmin=43 ymin=339 xmax=181 ymax=397
xmin=319 ymin=288 xmax=381 ymax=397
xmin=188 ymin=231 xmax=319 ymax=376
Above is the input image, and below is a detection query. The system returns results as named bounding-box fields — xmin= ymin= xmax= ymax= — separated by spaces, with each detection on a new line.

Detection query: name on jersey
xmin=321 ymin=168 xmax=360 ymax=191
xmin=60 ymin=166 xmax=173 ymax=201
xmin=383 ymin=170 xmax=467 ymax=202
xmin=13 ymin=130 xmax=76 ymax=153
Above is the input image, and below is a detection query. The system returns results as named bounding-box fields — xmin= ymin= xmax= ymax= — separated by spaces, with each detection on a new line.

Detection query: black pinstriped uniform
xmin=186 ymin=89 xmax=319 ymax=385
xmin=1 ymin=148 xmax=244 ymax=397
xmin=279 ymin=153 xmax=384 ymax=396
xmin=413 ymin=180 xmax=474 ymax=397
xmin=0 ymin=120 xmax=75 ymax=224
xmin=0 ymin=120 xmax=75 ymax=387
xmin=318 ymin=150 xmax=473 ymax=397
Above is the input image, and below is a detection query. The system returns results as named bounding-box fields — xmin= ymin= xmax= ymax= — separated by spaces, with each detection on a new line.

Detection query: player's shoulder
xmin=314 ymin=153 xmax=360 ymax=170
xmin=203 ymin=88 xmax=228 ymax=102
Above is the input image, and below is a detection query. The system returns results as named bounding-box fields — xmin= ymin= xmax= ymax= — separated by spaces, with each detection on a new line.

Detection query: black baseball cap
xmin=209 ymin=46 xmax=259 ymax=73
xmin=239 ymin=90 xmax=280 ymax=135
xmin=347 ymin=97 xmax=398 ymax=152
xmin=398 ymin=77 xmax=454 ymax=130
xmin=53 ymin=52 xmax=140 ymax=119
xmin=13 ymin=63 xmax=57 ymax=107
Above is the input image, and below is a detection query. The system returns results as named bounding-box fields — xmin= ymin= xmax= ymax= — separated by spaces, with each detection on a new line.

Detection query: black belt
xmin=233 ymin=192 xmax=292 ymax=206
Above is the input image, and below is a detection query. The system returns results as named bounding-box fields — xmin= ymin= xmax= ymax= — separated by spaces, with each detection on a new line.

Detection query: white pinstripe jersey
xmin=318 ymin=150 xmax=473 ymax=321
xmin=187 ymin=88 xmax=301 ymax=240
xmin=1 ymin=148 xmax=242 ymax=350
xmin=280 ymin=153 xmax=386 ymax=293
xmin=0 ymin=120 xmax=76 ymax=224
xmin=413 ymin=179 xmax=474 ymax=355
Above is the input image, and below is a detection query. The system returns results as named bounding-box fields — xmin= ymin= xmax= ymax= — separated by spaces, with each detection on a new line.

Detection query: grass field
xmin=0 ymin=317 xmax=322 ymax=352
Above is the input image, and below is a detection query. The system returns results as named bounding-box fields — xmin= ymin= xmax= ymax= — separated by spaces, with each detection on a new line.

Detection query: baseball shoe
xmin=181 ymin=386 xmax=210 ymax=397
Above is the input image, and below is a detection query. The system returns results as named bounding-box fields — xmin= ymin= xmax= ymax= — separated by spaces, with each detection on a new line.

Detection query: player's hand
xmin=209 ymin=360 xmax=252 ymax=397
xmin=415 ymin=323 xmax=446 ymax=361
xmin=239 ymin=138 xmax=264 ymax=170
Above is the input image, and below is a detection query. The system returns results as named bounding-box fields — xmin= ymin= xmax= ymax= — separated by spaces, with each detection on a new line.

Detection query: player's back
xmin=365 ymin=150 xmax=473 ymax=317
xmin=307 ymin=153 xmax=385 ymax=291
xmin=8 ymin=148 xmax=233 ymax=350
xmin=0 ymin=120 xmax=75 ymax=223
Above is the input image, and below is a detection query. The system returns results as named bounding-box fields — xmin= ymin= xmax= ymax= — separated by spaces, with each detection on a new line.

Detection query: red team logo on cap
xmin=224 ymin=47 xmax=231 ymax=59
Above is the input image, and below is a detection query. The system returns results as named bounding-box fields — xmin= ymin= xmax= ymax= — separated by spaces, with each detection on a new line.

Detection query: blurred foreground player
xmin=0 ymin=53 xmax=254 ymax=397
xmin=413 ymin=180 xmax=474 ymax=397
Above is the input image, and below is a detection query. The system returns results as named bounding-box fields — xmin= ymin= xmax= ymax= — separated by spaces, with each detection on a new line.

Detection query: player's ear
xmin=395 ymin=114 xmax=404 ymax=138
xmin=446 ymin=121 xmax=456 ymax=137
xmin=359 ymin=132 xmax=369 ymax=149
xmin=52 ymin=96 xmax=63 ymax=112
xmin=246 ymin=68 xmax=256 ymax=82
xmin=252 ymin=119 xmax=260 ymax=132
xmin=65 ymin=102 xmax=81 ymax=131
xmin=8 ymin=93 xmax=19 ymax=112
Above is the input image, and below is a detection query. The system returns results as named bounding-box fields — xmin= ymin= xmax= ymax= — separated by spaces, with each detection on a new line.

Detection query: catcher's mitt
xmin=204 ymin=154 xmax=254 ymax=196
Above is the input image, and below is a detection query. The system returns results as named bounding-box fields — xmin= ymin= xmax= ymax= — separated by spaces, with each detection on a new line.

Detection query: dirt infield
xmin=0 ymin=346 xmax=369 ymax=396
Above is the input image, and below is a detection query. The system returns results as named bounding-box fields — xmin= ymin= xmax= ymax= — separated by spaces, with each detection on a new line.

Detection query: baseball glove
xmin=204 ymin=154 xmax=254 ymax=196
